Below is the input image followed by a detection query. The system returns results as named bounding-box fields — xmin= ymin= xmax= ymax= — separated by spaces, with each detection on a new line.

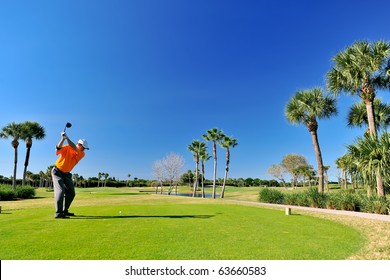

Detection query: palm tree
xmin=335 ymin=154 xmax=352 ymax=190
xmin=219 ymin=135 xmax=238 ymax=198
xmin=199 ymin=148 xmax=211 ymax=198
xmin=188 ymin=140 xmax=206 ymax=197
xmin=323 ymin=165 xmax=330 ymax=192
xmin=327 ymin=40 xmax=390 ymax=196
xmin=127 ymin=173 xmax=131 ymax=187
xmin=347 ymin=99 xmax=390 ymax=135
xmin=327 ymin=40 xmax=390 ymax=137
xmin=295 ymin=164 xmax=316 ymax=188
xmin=103 ymin=173 xmax=109 ymax=187
xmin=45 ymin=165 xmax=55 ymax=189
xmin=72 ymin=173 xmax=80 ymax=187
xmin=347 ymin=133 xmax=390 ymax=196
xmin=0 ymin=122 xmax=24 ymax=191
xmin=285 ymin=88 xmax=337 ymax=193
xmin=203 ymin=128 xmax=224 ymax=199
xmin=98 ymin=172 xmax=102 ymax=187
xmin=21 ymin=121 xmax=46 ymax=186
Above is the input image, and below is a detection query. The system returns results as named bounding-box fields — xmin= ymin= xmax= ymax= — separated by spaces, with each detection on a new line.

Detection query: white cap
xmin=78 ymin=139 xmax=89 ymax=150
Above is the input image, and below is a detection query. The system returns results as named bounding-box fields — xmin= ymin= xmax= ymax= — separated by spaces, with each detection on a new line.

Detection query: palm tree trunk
xmin=22 ymin=147 xmax=31 ymax=186
xmin=310 ymin=131 xmax=324 ymax=193
xmin=221 ymin=168 xmax=228 ymax=198
xmin=342 ymin=169 xmax=347 ymax=190
xmin=376 ymin=168 xmax=385 ymax=196
xmin=212 ymin=141 xmax=217 ymax=199
xmin=193 ymin=160 xmax=199 ymax=197
xmin=221 ymin=149 xmax=230 ymax=198
xmin=365 ymin=100 xmax=377 ymax=136
xmin=201 ymin=162 xmax=205 ymax=198
xmin=365 ymin=100 xmax=385 ymax=196
xmin=13 ymin=147 xmax=18 ymax=191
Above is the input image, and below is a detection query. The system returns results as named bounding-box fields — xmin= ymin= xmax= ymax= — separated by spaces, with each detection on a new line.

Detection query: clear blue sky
xmin=1 ymin=0 xmax=390 ymax=182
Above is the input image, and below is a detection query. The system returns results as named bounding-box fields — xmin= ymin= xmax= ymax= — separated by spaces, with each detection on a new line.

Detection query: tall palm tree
xmin=0 ymin=122 xmax=24 ymax=191
xmin=347 ymin=99 xmax=390 ymax=135
xmin=219 ymin=135 xmax=238 ymax=198
xmin=21 ymin=121 xmax=46 ymax=186
xmin=327 ymin=40 xmax=390 ymax=137
xmin=188 ymin=140 xmax=206 ymax=197
xmin=203 ymin=128 xmax=224 ymax=199
xmin=199 ymin=148 xmax=211 ymax=198
xmin=285 ymin=88 xmax=337 ymax=193
xmin=327 ymin=40 xmax=390 ymax=196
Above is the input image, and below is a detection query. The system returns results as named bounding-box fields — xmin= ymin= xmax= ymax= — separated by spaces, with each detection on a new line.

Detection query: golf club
xmin=63 ymin=122 xmax=72 ymax=133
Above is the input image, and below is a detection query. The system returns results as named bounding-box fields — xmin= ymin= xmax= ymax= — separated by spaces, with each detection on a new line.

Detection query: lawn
xmin=0 ymin=187 xmax=365 ymax=260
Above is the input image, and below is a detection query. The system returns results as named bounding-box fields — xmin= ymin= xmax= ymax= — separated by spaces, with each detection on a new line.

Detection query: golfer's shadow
xmin=73 ymin=214 xmax=215 ymax=220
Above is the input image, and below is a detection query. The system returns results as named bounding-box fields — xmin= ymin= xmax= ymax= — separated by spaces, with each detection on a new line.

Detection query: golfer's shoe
xmin=55 ymin=213 xmax=70 ymax=219
xmin=64 ymin=211 xmax=75 ymax=216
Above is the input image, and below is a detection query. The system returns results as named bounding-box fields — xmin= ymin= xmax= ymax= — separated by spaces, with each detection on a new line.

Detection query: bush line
xmin=0 ymin=185 xmax=36 ymax=201
xmin=259 ymin=187 xmax=390 ymax=215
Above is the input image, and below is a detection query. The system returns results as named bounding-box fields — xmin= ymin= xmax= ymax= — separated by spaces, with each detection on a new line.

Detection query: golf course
xmin=1 ymin=186 xmax=389 ymax=260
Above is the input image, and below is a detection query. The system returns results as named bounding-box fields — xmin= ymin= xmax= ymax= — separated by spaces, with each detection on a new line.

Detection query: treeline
xmin=0 ymin=172 xmax=282 ymax=189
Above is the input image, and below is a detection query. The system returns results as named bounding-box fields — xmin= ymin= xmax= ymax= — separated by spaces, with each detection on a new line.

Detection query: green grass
xmin=0 ymin=187 xmax=364 ymax=260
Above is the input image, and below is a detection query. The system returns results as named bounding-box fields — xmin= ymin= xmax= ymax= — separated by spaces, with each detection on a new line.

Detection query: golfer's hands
xmin=61 ymin=132 xmax=67 ymax=139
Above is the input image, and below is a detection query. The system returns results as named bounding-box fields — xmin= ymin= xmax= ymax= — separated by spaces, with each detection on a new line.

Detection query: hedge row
xmin=259 ymin=187 xmax=390 ymax=215
xmin=0 ymin=185 xmax=36 ymax=201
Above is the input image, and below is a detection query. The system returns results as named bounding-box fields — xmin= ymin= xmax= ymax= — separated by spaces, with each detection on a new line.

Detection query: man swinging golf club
xmin=51 ymin=125 xmax=89 ymax=218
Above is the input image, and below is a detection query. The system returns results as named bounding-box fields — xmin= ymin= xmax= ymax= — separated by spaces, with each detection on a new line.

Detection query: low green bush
xmin=304 ymin=187 xmax=327 ymax=208
xmin=0 ymin=185 xmax=17 ymax=201
xmin=360 ymin=195 xmax=389 ymax=215
xmin=16 ymin=186 xmax=36 ymax=199
xmin=258 ymin=187 xmax=389 ymax=215
xmin=295 ymin=192 xmax=310 ymax=207
xmin=258 ymin=188 xmax=285 ymax=204
xmin=284 ymin=192 xmax=299 ymax=205
xmin=335 ymin=192 xmax=360 ymax=211
xmin=0 ymin=185 xmax=36 ymax=201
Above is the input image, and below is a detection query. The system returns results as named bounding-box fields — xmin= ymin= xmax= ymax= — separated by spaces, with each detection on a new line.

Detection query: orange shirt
xmin=55 ymin=145 xmax=85 ymax=173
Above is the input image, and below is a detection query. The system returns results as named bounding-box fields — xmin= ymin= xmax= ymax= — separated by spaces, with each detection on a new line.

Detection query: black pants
xmin=51 ymin=167 xmax=75 ymax=217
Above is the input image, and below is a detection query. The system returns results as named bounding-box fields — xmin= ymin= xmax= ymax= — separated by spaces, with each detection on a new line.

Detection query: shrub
xmin=361 ymin=196 xmax=389 ymax=215
xmin=258 ymin=188 xmax=285 ymax=204
xmin=16 ymin=186 xmax=36 ymax=199
xmin=326 ymin=193 xmax=339 ymax=209
xmin=0 ymin=185 xmax=36 ymax=200
xmin=334 ymin=192 xmax=360 ymax=211
xmin=284 ymin=192 xmax=299 ymax=205
xmin=304 ymin=187 xmax=327 ymax=208
xmin=295 ymin=192 xmax=310 ymax=207
xmin=0 ymin=185 xmax=16 ymax=201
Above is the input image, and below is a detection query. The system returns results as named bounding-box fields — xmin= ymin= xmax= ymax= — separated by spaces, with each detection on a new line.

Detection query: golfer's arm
xmin=56 ymin=138 xmax=66 ymax=150
xmin=66 ymin=137 xmax=78 ymax=151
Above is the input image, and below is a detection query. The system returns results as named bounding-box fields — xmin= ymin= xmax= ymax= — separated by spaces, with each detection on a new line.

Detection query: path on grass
xmin=227 ymin=200 xmax=390 ymax=222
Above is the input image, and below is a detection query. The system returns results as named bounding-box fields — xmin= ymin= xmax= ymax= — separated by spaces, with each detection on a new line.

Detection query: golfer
xmin=51 ymin=132 xmax=89 ymax=218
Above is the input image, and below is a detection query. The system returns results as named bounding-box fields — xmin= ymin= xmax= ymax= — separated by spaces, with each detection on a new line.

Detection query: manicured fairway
xmin=0 ymin=188 xmax=364 ymax=260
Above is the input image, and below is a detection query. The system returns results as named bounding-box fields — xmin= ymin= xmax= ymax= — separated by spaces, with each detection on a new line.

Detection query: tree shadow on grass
xmin=72 ymin=214 xmax=216 ymax=220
